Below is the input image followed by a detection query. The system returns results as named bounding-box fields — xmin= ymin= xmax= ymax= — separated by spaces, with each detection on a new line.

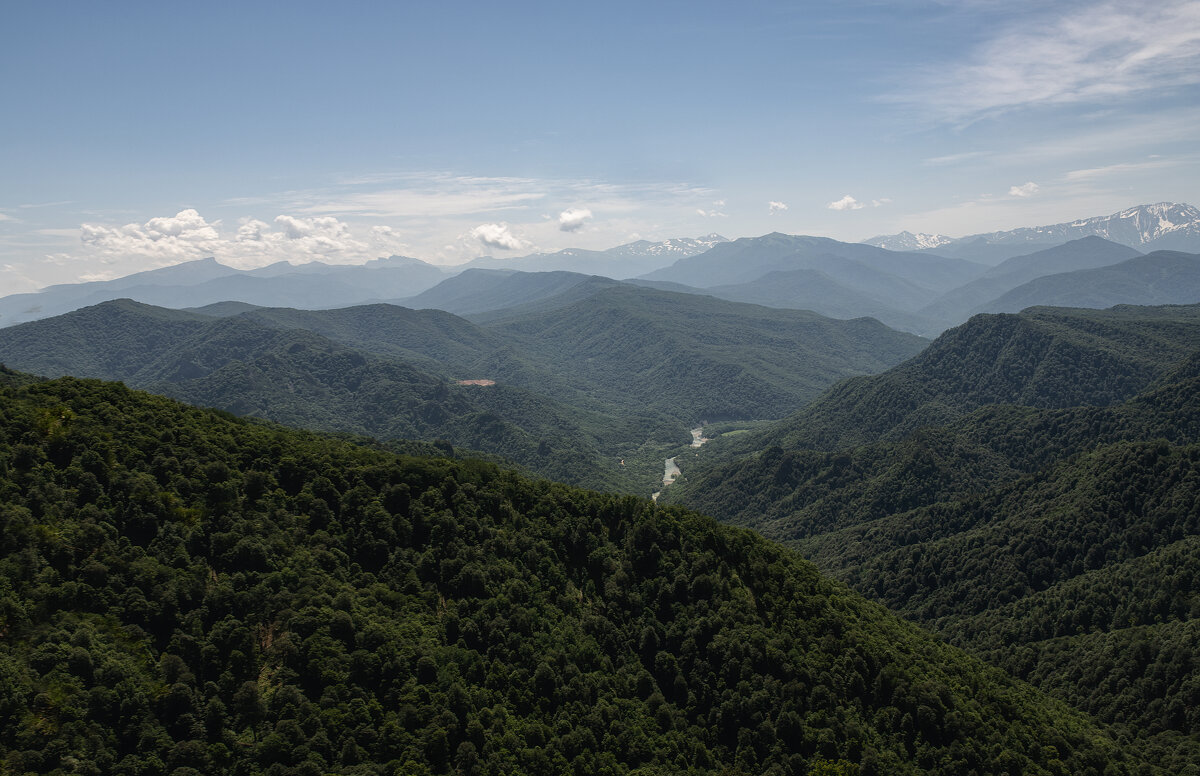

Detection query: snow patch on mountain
xmin=611 ymin=234 xmax=729 ymax=258
xmin=863 ymin=231 xmax=954 ymax=251
xmin=867 ymin=203 xmax=1200 ymax=254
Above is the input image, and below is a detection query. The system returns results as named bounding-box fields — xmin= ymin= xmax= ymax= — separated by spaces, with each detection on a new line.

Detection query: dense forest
xmin=0 ymin=370 xmax=1161 ymax=775
xmin=714 ymin=304 xmax=1200 ymax=455
xmin=668 ymin=305 xmax=1200 ymax=769
xmin=0 ymin=292 xmax=925 ymax=495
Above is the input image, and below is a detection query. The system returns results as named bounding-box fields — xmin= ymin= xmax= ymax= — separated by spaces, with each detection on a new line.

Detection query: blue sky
xmin=2 ymin=0 xmax=1198 ymax=292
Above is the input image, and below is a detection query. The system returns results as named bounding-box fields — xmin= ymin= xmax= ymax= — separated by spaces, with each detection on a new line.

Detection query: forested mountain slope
xmin=0 ymin=371 xmax=1161 ymax=775
xmin=485 ymin=285 xmax=927 ymax=422
xmin=666 ymin=306 xmax=1200 ymax=769
xmin=723 ymin=304 xmax=1200 ymax=453
xmin=0 ymin=294 xmax=926 ymax=494
xmin=0 ymin=300 xmax=616 ymax=489
xmin=397 ymin=269 xmax=620 ymax=318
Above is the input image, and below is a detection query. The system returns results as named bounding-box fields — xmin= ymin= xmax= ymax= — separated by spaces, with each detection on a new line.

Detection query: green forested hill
xmin=0 ymin=294 xmax=926 ymax=495
xmin=397 ymin=269 xmax=620 ymax=318
xmin=485 ymin=285 xmax=927 ymax=422
xmin=665 ymin=306 xmax=1200 ymax=769
xmin=0 ymin=371 xmax=1160 ymax=775
xmin=0 ymin=300 xmax=617 ymax=490
xmin=726 ymin=304 xmax=1200 ymax=454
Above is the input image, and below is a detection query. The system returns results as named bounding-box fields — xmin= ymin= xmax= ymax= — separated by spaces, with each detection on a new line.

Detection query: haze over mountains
xmin=4 ymin=203 xmax=1200 ymax=339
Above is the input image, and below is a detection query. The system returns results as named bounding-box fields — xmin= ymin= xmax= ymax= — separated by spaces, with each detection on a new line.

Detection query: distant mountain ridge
xmin=0 ymin=235 xmax=727 ymax=328
xmin=7 ymin=206 xmax=1200 ymax=333
xmin=867 ymin=202 xmax=1200 ymax=260
xmin=864 ymin=230 xmax=955 ymax=251
xmin=639 ymin=232 xmax=981 ymax=293
xmin=981 ymin=250 xmax=1200 ymax=314
xmin=460 ymin=233 xmax=728 ymax=277
xmin=917 ymin=236 xmax=1144 ymax=331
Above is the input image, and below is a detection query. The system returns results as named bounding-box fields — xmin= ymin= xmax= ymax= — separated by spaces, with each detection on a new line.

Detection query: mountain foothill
xmin=3 ymin=202 xmax=1200 ymax=773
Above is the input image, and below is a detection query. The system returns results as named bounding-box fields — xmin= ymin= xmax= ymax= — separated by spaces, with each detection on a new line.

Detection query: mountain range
xmin=0 ymin=236 xmax=724 ymax=328
xmin=0 ymin=288 xmax=925 ymax=493
xmin=5 ymin=204 xmax=1200 ymax=770
xmin=459 ymin=234 xmax=728 ymax=278
xmin=868 ymin=202 xmax=1200 ymax=261
xmin=5 ymin=204 xmax=1200 ymax=337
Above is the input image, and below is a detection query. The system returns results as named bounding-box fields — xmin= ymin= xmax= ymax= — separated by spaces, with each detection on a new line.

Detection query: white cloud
xmin=898 ymin=0 xmax=1200 ymax=123
xmin=233 ymin=214 xmax=373 ymax=262
xmin=767 ymin=201 xmax=789 ymax=215
xmin=470 ymin=223 xmax=529 ymax=251
xmin=871 ymin=198 xmax=892 ymax=207
xmin=1008 ymin=181 xmax=1040 ymax=197
xmin=697 ymin=200 xmax=728 ymax=218
xmin=73 ymin=209 xmax=409 ymax=273
xmin=80 ymin=208 xmax=222 ymax=260
xmin=557 ymin=207 xmax=593 ymax=232
xmin=828 ymin=195 xmax=864 ymax=211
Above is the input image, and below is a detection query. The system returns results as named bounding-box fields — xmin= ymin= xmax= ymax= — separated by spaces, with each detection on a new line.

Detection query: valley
xmin=4 ymin=204 xmax=1200 ymax=773
xmin=8 ymin=1 xmax=1200 ymax=771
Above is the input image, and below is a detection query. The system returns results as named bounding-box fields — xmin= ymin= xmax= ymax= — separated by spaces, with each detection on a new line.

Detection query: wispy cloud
xmin=767 ymin=200 xmax=789 ymax=215
xmin=18 ymin=200 xmax=73 ymax=209
xmin=1008 ymin=182 xmax=1039 ymax=197
xmin=923 ymin=151 xmax=991 ymax=166
xmin=897 ymin=0 xmax=1200 ymax=123
xmin=1064 ymin=158 xmax=1180 ymax=180
xmin=828 ymin=195 xmax=864 ymax=211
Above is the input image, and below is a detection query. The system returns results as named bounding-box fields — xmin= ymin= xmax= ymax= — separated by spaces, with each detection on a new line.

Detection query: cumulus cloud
xmin=768 ymin=201 xmax=789 ymax=215
xmin=827 ymin=195 xmax=865 ymax=211
xmin=470 ymin=223 xmax=529 ymax=251
xmin=80 ymin=208 xmax=222 ymax=259
xmin=75 ymin=209 xmax=410 ymax=272
xmin=230 ymin=215 xmax=374 ymax=263
xmin=557 ymin=207 xmax=593 ymax=232
xmin=1008 ymin=181 xmax=1040 ymax=197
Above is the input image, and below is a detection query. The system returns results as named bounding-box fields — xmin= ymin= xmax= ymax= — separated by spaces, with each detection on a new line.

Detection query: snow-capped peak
xmin=611 ymin=234 xmax=729 ymax=258
xmin=863 ymin=231 xmax=954 ymax=251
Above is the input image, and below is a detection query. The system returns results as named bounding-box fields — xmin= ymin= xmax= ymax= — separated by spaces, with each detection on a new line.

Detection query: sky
xmin=2 ymin=0 xmax=1199 ymax=293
